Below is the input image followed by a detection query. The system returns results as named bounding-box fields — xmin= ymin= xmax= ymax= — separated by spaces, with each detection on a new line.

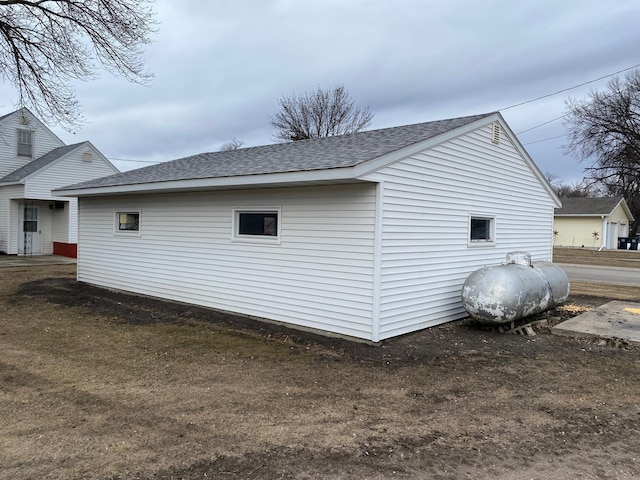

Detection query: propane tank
xmin=461 ymin=252 xmax=570 ymax=325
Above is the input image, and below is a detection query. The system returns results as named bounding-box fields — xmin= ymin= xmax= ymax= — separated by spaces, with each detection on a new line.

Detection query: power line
xmin=508 ymin=62 xmax=640 ymax=140
xmin=516 ymin=113 xmax=569 ymax=135
xmin=522 ymin=133 xmax=567 ymax=146
xmin=501 ymin=62 xmax=640 ymax=112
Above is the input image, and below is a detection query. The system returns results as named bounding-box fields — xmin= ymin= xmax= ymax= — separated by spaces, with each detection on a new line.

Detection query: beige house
xmin=554 ymin=197 xmax=634 ymax=249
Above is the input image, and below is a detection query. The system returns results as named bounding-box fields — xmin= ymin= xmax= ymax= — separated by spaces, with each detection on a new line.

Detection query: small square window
xmin=469 ymin=215 xmax=495 ymax=246
xmin=116 ymin=212 xmax=140 ymax=232
xmin=17 ymin=129 xmax=33 ymax=157
xmin=233 ymin=208 xmax=281 ymax=243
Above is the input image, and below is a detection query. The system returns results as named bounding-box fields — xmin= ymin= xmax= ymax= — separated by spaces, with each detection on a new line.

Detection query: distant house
xmin=553 ymin=197 xmax=634 ymax=249
xmin=0 ymin=108 xmax=119 ymax=257
xmin=57 ymin=112 xmax=560 ymax=342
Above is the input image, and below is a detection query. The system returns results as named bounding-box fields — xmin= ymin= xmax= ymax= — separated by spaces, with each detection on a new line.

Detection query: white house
xmin=0 ymin=108 xmax=119 ymax=256
xmin=57 ymin=112 xmax=560 ymax=342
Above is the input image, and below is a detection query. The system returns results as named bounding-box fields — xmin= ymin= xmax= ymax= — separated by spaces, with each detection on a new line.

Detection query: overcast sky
xmin=4 ymin=0 xmax=640 ymax=183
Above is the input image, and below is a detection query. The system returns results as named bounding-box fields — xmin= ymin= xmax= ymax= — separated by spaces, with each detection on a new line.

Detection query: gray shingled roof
xmin=555 ymin=197 xmax=624 ymax=215
xmin=61 ymin=113 xmax=494 ymax=190
xmin=0 ymin=143 xmax=85 ymax=184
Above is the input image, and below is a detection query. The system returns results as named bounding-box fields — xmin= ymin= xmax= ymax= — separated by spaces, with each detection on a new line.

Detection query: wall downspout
xmin=598 ymin=215 xmax=607 ymax=251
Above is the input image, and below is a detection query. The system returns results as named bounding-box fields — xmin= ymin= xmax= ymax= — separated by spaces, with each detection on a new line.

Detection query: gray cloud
xmin=3 ymin=0 xmax=638 ymax=182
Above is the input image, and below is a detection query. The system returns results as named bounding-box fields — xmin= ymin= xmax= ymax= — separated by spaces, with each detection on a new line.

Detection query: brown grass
xmin=1 ymin=260 xmax=640 ymax=479
xmin=554 ymin=246 xmax=640 ymax=268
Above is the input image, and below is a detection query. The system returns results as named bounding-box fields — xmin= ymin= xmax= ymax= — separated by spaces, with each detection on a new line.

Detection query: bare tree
xmin=0 ymin=0 xmax=156 ymax=130
xmin=220 ymin=137 xmax=244 ymax=151
xmin=564 ymin=69 xmax=640 ymax=227
xmin=269 ymin=84 xmax=374 ymax=142
xmin=555 ymin=180 xmax=600 ymax=198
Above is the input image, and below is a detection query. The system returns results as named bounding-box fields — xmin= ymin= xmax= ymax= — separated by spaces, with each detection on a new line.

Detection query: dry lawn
xmin=553 ymin=246 xmax=640 ymax=269
xmin=1 ymin=255 xmax=640 ymax=479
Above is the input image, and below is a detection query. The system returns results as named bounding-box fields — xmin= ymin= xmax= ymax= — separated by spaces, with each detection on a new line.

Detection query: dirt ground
xmin=1 ymin=251 xmax=640 ymax=479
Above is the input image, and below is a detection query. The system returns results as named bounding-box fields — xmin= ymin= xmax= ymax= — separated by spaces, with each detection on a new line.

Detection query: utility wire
xmin=516 ymin=113 xmax=569 ymax=135
xmin=509 ymin=62 xmax=640 ymax=142
xmin=522 ymin=134 xmax=567 ymax=146
xmin=501 ymin=62 xmax=640 ymax=112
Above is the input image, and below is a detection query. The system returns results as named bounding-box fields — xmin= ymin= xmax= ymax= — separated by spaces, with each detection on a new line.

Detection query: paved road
xmin=559 ymin=264 xmax=640 ymax=287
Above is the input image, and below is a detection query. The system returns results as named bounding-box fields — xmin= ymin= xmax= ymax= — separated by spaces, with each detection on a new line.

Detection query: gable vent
xmin=82 ymin=152 xmax=93 ymax=162
xmin=491 ymin=122 xmax=500 ymax=144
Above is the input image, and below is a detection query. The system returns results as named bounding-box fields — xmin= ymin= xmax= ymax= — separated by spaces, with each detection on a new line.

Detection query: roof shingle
xmin=0 ymin=143 xmax=85 ymax=183
xmin=555 ymin=197 xmax=624 ymax=216
xmin=61 ymin=113 xmax=494 ymax=190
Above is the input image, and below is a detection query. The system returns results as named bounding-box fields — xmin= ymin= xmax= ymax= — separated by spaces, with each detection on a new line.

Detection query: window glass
xmin=470 ymin=216 xmax=495 ymax=244
xmin=23 ymin=207 xmax=38 ymax=233
xmin=117 ymin=212 xmax=140 ymax=231
xmin=470 ymin=218 xmax=491 ymax=241
xmin=238 ymin=212 xmax=278 ymax=236
xmin=17 ymin=129 xmax=32 ymax=157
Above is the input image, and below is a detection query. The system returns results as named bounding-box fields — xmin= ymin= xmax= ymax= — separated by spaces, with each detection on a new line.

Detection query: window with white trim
xmin=469 ymin=215 xmax=495 ymax=246
xmin=115 ymin=211 xmax=140 ymax=233
xmin=17 ymin=129 xmax=33 ymax=157
xmin=233 ymin=208 xmax=281 ymax=242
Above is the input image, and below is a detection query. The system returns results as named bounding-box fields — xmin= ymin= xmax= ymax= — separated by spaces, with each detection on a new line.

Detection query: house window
xmin=233 ymin=208 xmax=281 ymax=243
xmin=17 ymin=129 xmax=33 ymax=157
xmin=23 ymin=207 xmax=38 ymax=232
xmin=116 ymin=211 xmax=140 ymax=232
xmin=469 ymin=215 xmax=495 ymax=246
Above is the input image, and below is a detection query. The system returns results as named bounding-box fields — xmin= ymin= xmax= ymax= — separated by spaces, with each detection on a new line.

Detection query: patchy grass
xmin=1 ymin=264 xmax=640 ymax=479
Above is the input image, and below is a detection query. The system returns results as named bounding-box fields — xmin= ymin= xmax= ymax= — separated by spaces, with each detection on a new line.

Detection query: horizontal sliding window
xmin=233 ymin=208 xmax=281 ymax=243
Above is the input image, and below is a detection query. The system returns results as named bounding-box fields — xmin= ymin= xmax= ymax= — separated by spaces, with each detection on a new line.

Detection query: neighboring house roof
xmin=0 ymin=143 xmax=86 ymax=184
xmin=555 ymin=196 xmax=634 ymax=221
xmin=59 ymin=113 xmax=494 ymax=190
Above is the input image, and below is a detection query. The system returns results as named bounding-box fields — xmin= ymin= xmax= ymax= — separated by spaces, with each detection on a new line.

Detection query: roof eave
xmin=55 ymin=166 xmax=366 ymax=197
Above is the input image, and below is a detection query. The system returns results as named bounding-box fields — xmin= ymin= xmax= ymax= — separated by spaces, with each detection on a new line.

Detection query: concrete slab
xmin=0 ymin=255 xmax=76 ymax=268
xmin=552 ymin=300 xmax=640 ymax=346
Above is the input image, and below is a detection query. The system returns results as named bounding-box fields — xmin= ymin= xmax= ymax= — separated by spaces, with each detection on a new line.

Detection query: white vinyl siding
xmin=77 ymin=184 xmax=377 ymax=339
xmin=0 ymin=110 xmax=64 ymax=178
xmin=0 ymin=185 xmax=24 ymax=253
xmin=363 ymin=123 xmax=556 ymax=340
xmin=52 ymin=204 xmax=69 ymax=243
xmin=71 ymin=117 xmax=557 ymax=341
xmin=23 ymin=145 xmax=118 ymax=246
xmin=1 ymin=111 xmax=116 ymax=254
xmin=17 ymin=129 xmax=33 ymax=157
xmin=25 ymin=146 xmax=117 ymax=200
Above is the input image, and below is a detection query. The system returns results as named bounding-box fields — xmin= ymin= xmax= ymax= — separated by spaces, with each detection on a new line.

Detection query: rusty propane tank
xmin=461 ymin=251 xmax=570 ymax=325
